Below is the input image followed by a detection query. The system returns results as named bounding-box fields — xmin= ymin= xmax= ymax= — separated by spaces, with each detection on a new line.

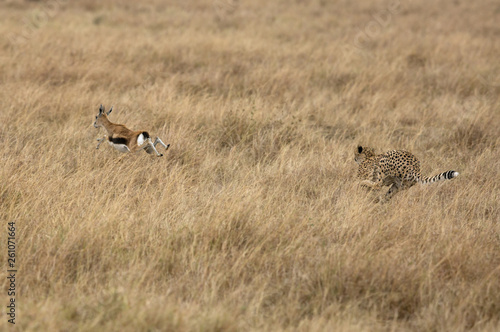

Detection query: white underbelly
xmin=108 ymin=142 xmax=130 ymax=153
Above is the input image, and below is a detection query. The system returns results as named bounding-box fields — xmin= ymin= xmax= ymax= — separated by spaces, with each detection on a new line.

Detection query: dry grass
xmin=1 ymin=0 xmax=499 ymax=331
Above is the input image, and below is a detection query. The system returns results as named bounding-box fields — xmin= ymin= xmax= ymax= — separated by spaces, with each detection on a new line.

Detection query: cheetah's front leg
xmin=360 ymin=179 xmax=382 ymax=190
xmin=361 ymin=164 xmax=384 ymax=190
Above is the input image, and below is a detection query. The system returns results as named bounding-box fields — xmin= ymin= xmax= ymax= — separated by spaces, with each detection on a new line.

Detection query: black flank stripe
xmin=110 ymin=137 xmax=128 ymax=145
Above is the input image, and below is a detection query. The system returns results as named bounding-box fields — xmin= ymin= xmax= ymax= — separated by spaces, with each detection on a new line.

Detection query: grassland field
xmin=0 ymin=0 xmax=500 ymax=331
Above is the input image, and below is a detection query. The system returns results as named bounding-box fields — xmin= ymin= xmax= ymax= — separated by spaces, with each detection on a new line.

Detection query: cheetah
xmin=354 ymin=145 xmax=459 ymax=200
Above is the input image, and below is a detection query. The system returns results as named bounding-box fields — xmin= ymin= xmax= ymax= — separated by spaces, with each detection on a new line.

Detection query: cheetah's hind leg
xmin=384 ymin=176 xmax=402 ymax=201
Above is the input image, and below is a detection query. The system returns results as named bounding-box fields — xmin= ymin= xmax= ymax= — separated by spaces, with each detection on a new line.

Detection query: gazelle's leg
xmin=96 ymin=136 xmax=107 ymax=149
xmin=138 ymin=138 xmax=163 ymax=157
xmin=153 ymin=137 xmax=170 ymax=151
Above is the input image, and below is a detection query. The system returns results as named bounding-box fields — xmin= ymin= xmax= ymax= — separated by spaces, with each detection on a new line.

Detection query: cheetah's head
xmin=354 ymin=145 xmax=376 ymax=164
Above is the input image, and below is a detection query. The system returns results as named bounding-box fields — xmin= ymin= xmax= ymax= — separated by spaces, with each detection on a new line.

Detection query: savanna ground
xmin=1 ymin=0 xmax=499 ymax=331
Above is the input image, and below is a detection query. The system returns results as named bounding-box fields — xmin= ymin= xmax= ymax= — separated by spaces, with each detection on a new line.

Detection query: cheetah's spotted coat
xmin=354 ymin=145 xmax=459 ymax=200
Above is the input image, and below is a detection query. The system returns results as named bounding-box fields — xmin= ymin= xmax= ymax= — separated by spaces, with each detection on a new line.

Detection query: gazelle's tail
xmin=419 ymin=171 xmax=459 ymax=185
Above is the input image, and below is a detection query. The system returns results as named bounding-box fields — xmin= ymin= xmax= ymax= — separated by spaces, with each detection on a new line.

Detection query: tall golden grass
xmin=1 ymin=0 xmax=499 ymax=330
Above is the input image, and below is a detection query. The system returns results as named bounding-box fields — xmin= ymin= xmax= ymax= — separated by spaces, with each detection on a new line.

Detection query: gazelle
xmin=93 ymin=105 xmax=170 ymax=157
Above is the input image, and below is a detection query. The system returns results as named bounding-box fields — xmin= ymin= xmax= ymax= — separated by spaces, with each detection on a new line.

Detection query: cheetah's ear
xmin=357 ymin=145 xmax=363 ymax=153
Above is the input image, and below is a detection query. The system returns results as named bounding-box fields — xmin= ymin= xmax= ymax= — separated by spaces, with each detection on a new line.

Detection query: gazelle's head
xmin=93 ymin=104 xmax=113 ymax=128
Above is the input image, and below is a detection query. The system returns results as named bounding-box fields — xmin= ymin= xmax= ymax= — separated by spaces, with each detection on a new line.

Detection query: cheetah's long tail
xmin=419 ymin=170 xmax=459 ymax=185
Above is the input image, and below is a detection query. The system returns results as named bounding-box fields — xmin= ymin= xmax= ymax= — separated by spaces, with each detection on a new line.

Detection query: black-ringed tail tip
xmin=447 ymin=171 xmax=459 ymax=179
